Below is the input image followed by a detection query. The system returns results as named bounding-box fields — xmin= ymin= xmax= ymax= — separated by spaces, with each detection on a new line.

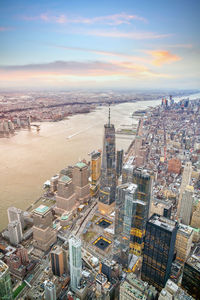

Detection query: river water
xmin=0 ymin=93 xmax=199 ymax=230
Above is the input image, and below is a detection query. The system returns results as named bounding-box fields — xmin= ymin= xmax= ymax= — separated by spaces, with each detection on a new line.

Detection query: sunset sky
xmin=0 ymin=0 xmax=199 ymax=90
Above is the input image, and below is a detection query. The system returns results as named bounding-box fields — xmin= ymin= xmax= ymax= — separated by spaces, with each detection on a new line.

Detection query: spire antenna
xmin=108 ymin=104 xmax=111 ymax=126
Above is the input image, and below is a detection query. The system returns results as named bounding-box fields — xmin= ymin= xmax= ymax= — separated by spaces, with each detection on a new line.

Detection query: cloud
xmin=84 ymin=29 xmax=172 ymax=39
xmin=0 ymin=60 xmax=170 ymax=82
xmin=166 ymin=44 xmax=193 ymax=49
xmin=147 ymin=50 xmax=181 ymax=66
xmin=0 ymin=27 xmax=12 ymax=32
xmin=22 ymin=12 xmax=147 ymax=25
xmin=53 ymin=45 xmax=149 ymax=63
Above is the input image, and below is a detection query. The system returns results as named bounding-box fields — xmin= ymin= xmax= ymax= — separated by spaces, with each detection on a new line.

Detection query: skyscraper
xmin=0 ymin=260 xmax=13 ymax=300
xmin=141 ymin=214 xmax=178 ymax=291
xmin=90 ymin=151 xmax=101 ymax=196
xmin=69 ymin=235 xmax=82 ymax=292
xmin=175 ymin=224 xmax=193 ymax=262
xmin=116 ymin=149 xmax=124 ymax=178
xmin=180 ymin=186 xmax=194 ymax=225
xmin=131 ymin=168 xmax=153 ymax=255
xmin=56 ymin=175 xmax=76 ymax=214
xmin=177 ymin=162 xmax=192 ymax=216
xmin=72 ymin=162 xmax=90 ymax=203
xmin=50 ymin=245 xmax=64 ymax=277
xmin=7 ymin=207 xmax=24 ymax=229
xmin=8 ymin=220 xmax=23 ymax=246
xmin=114 ymin=182 xmax=138 ymax=268
xmin=44 ymin=280 xmax=56 ymax=300
xmin=182 ymin=252 xmax=200 ymax=299
xmin=99 ymin=106 xmax=116 ymax=215
xmin=33 ymin=205 xmax=57 ymax=252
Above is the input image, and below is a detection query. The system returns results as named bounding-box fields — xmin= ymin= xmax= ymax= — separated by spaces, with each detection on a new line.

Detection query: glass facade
xmin=0 ymin=261 xmax=13 ymax=300
xmin=69 ymin=236 xmax=82 ymax=292
xmin=182 ymin=261 xmax=200 ymax=299
xmin=114 ymin=183 xmax=138 ymax=268
xmin=131 ymin=168 xmax=153 ymax=255
xmin=141 ymin=214 xmax=178 ymax=291
xmin=99 ymin=108 xmax=116 ymax=206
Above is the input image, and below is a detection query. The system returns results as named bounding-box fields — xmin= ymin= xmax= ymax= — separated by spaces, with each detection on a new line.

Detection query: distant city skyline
xmin=0 ymin=0 xmax=199 ymax=89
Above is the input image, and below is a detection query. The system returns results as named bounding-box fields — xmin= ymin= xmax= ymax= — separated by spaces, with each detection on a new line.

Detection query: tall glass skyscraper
xmin=114 ymin=182 xmax=138 ymax=268
xmin=141 ymin=214 xmax=178 ymax=291
xmin=131 ymin=168 xmax=153 ymax=256
xmin=69 ymin=235 xmax=82 ymax=292
xmin=99 ymin=106 xmax=116 ymax=214
xmin=0 ymin=260 xmax=13 ymax=300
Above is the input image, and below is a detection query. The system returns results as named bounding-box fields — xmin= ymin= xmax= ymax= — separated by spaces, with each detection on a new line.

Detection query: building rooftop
xmin=121 ymin=274 xmax=149 ymax=300
xmin=34 ymin=205 xmax=50 ymax=215
xmin=51 ymin=245 xmax=62 ymax=254
xmin=178 ymin=224 xmax=193 ymax=237
xmin=0 ymin=260 xmax=8 ymax=277
xmin=187 ymin=252 xmax=200 ymax=272
xmin=149 ymin=214 xmax=177 ymax=232
xmin=75 ymin=162 xmax=87 ymax=169
xmin=60 ymin=175 xmax=71 ymax=183
xmin=119 ymin=182 xmax=137 ymax=194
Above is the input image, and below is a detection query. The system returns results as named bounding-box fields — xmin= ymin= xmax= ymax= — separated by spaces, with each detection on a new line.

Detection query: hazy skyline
xmin=0 ymin=0 xmax=199 ymax=90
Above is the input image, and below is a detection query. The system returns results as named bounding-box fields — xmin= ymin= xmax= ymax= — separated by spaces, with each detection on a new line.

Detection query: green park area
xmin=13 ymin=282 xmax=26 ymax=298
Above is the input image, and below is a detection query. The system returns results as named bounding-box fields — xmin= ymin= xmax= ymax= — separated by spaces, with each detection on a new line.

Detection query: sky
xmin=0 ymin=0 xmax=199 ymax=90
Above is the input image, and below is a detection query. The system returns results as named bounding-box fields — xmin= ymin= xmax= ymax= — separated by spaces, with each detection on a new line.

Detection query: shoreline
xmin=1 ymin=92 xmax=200 ymax=231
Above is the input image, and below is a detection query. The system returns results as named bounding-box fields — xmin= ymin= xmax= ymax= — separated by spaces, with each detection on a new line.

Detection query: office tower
xmin=73 ymin=162 xmax=90 ymax=203
xmin=122 ymin=156 xmax=134 ymax=184
xmin=120 ymin=273 xmax=157 ymax=300
xmin=0 ymin=260 xmax=13 ymax=300
xmin=131 ymin=168 xmax=153 ymax=255
xmin=114 ymin=182 xmax=147 ymax=266
xmin=50 ymin=245 xmax=64 ymax=277
xmin=151 ymin=199 xmax=172 ymax=219
xmin=62 ymin=241 xmax=69 ymax=274
xmin=180 ymin=186 xmax=194 ymax=225
xmin=182 ymin=253 xmax=200 ymax=299
xmin=69 ymin=235 xmax=82 ymax=292
xmin=177 ymin=162 xmax=192 ymax=216
xmin=116 ymin=149 xmax=123 ymax=178
xmin=141 ymin=214 xmax=178 ymax=291
xmin=56 ymin=175 xmax=76 ymax=214
xmin=8 ymin=220 xmax=22 ymax=246
xmin=175 ymin=224 xmax=193 ymax=262
xmin=44 ymin=280 xmax=56 ymax=300
xmin=7 ymin=207 xmax=25 ymax=229
xmin=99 ymin=106 xmax=116 ymax=215
xmin=90 ymin=151 xmax=101 ymax=196
xmin=191 ymin=201 xmax=200 ymax=228
xmin=33 ymin=205 xmax=57 ymax=252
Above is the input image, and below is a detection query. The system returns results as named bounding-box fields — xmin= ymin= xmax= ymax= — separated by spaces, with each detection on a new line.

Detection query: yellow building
xmin=90 ymin=151 xmax=101 ymax=196
xmin=191 ymin=201 xmax=200 ymax=229
xmin=175 ymin=224 xmax=193 ymax=262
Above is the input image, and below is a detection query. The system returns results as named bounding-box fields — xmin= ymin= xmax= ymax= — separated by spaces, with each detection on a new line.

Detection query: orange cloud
xmin=147 ymin=50 xmax=181 ymax=66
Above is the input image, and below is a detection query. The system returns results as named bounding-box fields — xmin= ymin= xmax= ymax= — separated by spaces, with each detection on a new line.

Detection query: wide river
xmin=0 ymin=93 xmax=199 ymax=230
